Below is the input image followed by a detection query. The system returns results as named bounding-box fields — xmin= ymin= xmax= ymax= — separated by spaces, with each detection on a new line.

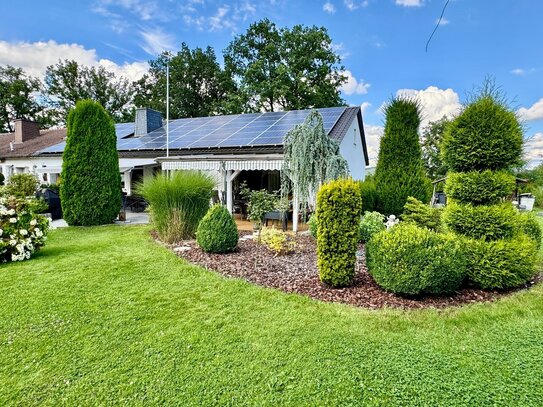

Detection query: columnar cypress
xmin=442 ymin=90 xmax=538 ymax=289
xmin=374 ymin=97 xmax=431 ymax=216
xmin=61 ymin=100 xmax=121 ymax=226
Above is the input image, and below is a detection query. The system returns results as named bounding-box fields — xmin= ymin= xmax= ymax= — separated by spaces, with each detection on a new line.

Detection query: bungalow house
xmin=2 ymin=106 xmax=369 ymax=230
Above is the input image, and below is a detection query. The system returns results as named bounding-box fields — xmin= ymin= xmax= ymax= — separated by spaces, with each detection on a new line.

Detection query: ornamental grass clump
xmin=316 ymin=178 xmax=362 ymax=287
xmin=442 ymin=82 xmax=537 ymax=289
xmin=0 ymin=196 xmax=49 ymax=262
xmin=197 ymin=204 xmax=238 ymax=253
xmin=138 ymin=171 xmax=214 ymax=243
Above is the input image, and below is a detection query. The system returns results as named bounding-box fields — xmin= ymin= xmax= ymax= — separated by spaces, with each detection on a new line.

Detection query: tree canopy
xmin=44 ymin=60 xmax=134 ymax=125
xmin=224 ymin=19 xmax=346 ymax=112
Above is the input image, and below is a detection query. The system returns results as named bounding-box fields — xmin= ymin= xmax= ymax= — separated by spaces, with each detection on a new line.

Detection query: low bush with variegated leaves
xmin=0 ymin=196 xmax=49 ymax=263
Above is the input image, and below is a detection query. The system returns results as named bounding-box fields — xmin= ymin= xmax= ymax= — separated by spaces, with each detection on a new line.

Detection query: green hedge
xmin=444 ymin=170 xmax=515 ymax=205
xmin=197 ymin=204 xmax=239 ymax=253
xmin=401 ymin=196 xmax=442 ymax=232
xmin=463 ymin=234 xmax=537 ymax=290
xmin=366 ymin=223 xmax=465 ymax=295
xmin=443 ymin=202 xmax=517 ymax=241
xmin=358 ymin=177 xmax=377 ymax=213
xmin=317 ymin=178 xmax=362 ymax=287
xmin=442 ymin=95 xmax=523 ymax=172
xmin=359 ymin=211 xmax=385 ymax=243
xmin=516 ymin=212 xmax=542 ymax=250
xmin=308 ymin=214 xmax=318 ymax=239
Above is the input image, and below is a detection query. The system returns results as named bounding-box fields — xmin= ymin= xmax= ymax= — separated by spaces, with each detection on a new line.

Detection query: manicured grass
xmin=1 ymin=226 xmax=543 ymax=406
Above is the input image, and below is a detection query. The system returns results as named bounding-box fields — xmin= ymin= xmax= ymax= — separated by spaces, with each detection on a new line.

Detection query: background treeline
xmin=0 ymin=18 xmax=347 ymax=133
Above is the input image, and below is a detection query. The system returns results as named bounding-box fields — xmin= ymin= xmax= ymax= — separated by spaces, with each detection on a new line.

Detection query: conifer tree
xmin=61 ymin=100 xmax=121 ymax=226
xmin=374 ymin=97 xmax=431 ymax=215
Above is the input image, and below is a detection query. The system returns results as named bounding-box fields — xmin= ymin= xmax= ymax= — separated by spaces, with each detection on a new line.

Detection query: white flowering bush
xmin=0 ymin=196 xmax=49 ymax=262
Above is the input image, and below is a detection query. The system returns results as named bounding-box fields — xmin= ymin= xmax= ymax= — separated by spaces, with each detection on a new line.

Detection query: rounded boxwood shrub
xmin=463 ymin=234 xmax=537 ymax=290
xmin=196 ymin=204 xmax=238 ymax=253
xmin=366 ymin=223 xmax=466 ymax=295
xmin=61 ymin=100 xmax=121 ymax=226
xmin=516 ymin=212 xmax=542 ymax=250
xmin=359 ymin=211 xmax=385 ymax=243
xmin=317 ymin=178 xmax=362 ymax=287
xmin=443 ymin=202 xmax=517 ymax=241
xmin=444 ymin=170 xmax=515 ymax=206
xmin=442 ymin=95 xmax=523 ymax=172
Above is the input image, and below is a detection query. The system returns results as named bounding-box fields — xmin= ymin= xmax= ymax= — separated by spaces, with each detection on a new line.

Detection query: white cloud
xmin=0 ymin=40 xmax=148 ymax=82
xmin=139 ymin=27 xmax=176 ymax=55
xmin=524 ymin=132 xmax=543 ymax=167
xmin=183 ymin=2 xmax=256 ymax=32
xmin=395 ymin=0 xmax=423 ymax=6
xmin=360 ymin=101 xmax=371 ymax=115
xmin=95 ymin=0 xmax=162 ymax=21
xmin=363 ymin=124 xmax=384 ymax=166
xmin=518 ymin=98 xmax=543 ymax=122
xmin=341 ymin=70 xmax=371 ymax=95
xmin=511 ymin=68 xmax=526 ymax=76
xmin=323 ymin=1 xmax=336 ymax=13
xmin=396 ymin=86 xmax=461 ymax=128
xmin=344 ymin=0 xmax=369 ymax=11
xmin=437 ymin=17 xmax=449 ymax=25
xmin=331 ymin=42 xmax=350 ymax=60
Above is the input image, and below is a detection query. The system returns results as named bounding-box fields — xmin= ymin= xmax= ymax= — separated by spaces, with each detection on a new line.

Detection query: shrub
xmin=260 ymin=227 xmax=296 ymax=256
xmin=443 ymin=202 xmax=517 ymax=241
xmin=196 ymin=204 xmax=239 ymax=253
xmin=316 ymin=178 xmax=362 ymax=287
xmin=462 ymin=235 xmax=537 ymax=290
xmin=442 ymin=95 xmax=523 ymax=172
xmin=240 ymin=184 xmax=278 ymax=239
xmin=374 ymin=97 xmax=431 ymax=215
xmin=401 ymin=197 xmax=442 ymax=232
xmin=444 ymin=170 xmax=515 ymax=205
xmin=358 ymin=176 xmax=377 ymax=212
xmin=137 ymin=171 xmax=214 ymax=243
xmin=366 ymin=223 xmax=466 ymax=295
xmin=61 ymin=100 xmax=121 ymax=226
xmin=308 ymin=214 xmax=318 ymax=238
xmin=0 ymin=196 xmax=49 ymax=262
xmin=359 ymin=211 xmax=385 ymax=243
xmin=5 ymin=173 xmax=39 ymax=198
xmin=516 ymin=212 xmax=542 ymax=249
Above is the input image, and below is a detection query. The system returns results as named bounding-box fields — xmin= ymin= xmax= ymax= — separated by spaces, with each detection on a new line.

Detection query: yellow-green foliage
xmin=316 ymin=178 xmax=362 ymax=287
xmin=260 ymin=227 xmax=295 ymax=256
xmin=462 ymin=234 xmax=537 ymax=290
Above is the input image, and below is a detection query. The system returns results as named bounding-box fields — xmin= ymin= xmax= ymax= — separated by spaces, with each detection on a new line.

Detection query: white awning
xmin=35 ymin=167 xmax=62 ymax=173
xmin=161 ymin=159 xmax=283 ymax=172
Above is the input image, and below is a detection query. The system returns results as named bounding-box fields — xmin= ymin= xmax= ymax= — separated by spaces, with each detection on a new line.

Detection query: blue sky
xmin=1 ymin=0 xmax=542 ymax=165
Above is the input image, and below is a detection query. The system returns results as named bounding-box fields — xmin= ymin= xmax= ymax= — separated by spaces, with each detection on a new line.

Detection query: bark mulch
xmin=167 ymin=232 xmax=541 ymax=310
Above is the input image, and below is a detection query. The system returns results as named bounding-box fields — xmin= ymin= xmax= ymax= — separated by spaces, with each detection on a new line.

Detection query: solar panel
xmin=37 ymin=107 xmax=348 ymax=154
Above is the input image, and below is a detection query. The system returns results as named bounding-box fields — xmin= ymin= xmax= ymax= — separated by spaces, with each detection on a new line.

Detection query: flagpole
xmin=166 ymin=61 xmax=170 ymax=158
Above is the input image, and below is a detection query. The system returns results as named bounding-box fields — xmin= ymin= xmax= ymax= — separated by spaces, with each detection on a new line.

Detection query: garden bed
xmin=169 ymin=232 xmax=541 ymax=310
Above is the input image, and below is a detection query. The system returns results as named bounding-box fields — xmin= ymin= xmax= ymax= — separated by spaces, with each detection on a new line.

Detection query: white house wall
xmin=339 ymin=118 xmax=366 ymax=180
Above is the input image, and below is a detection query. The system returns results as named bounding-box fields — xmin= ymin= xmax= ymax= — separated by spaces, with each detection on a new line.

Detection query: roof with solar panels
xmin=37 ymin=106 xmax=369 ymax=165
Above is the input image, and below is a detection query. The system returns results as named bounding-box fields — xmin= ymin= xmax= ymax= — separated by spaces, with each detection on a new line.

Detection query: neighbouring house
xmin=3 ymin=106 xmax=369 ymax=229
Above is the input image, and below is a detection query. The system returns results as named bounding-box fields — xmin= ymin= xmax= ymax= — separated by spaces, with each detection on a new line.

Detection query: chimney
xmin=134 ymin=108 xmax=163 ymax=137
xmin=14 ymin=119 xmax=40 ymax=144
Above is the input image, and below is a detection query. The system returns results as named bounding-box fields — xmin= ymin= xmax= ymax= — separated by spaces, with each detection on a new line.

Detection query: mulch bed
xmin=164 ymin=232 xmax=541 ymax=310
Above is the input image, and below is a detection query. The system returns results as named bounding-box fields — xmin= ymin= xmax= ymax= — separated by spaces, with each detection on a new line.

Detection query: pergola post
xmin=226 ymin=169 xmax=241 ymax=214
xmin=292 ymin=192 xmax=299 ymax=233
xmin=123 ymin=170 xmax=132 ymax=196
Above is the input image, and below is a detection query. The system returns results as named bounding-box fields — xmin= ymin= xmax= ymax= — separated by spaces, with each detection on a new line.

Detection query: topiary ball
xmin=444 ymin=170 xmax=516 ymax=206
xmin=462 ymin=234 xmax=537 ymax=290
xmin=442 ymin=96 xmax=523 ymax=172
xmin=516 ymin=212 xmax=542 ymax=250
xmin=196 ymin=204 xmax=239 ymax=253
xmin=366 ymin=223 xmax=466 ymax=296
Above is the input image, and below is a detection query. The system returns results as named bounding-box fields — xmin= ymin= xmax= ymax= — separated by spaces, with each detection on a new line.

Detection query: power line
xmin=426 ymin=0 xmax=451 ymax=52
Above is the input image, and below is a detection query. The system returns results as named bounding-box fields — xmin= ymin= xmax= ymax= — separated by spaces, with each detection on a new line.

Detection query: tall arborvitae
xmin=374 ymin=97 xmax=431 ymax=215
xmin=61 ymin=100 xmax=121 ymax=226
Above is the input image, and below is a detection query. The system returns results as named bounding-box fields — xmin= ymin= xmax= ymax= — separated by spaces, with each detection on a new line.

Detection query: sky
xmin=0 ymin=0 xmax=542 ymax=166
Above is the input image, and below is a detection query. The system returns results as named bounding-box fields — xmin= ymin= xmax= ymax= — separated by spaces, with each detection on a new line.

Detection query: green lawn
xmin=1 ymin=225 xmax=543 ymax=406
